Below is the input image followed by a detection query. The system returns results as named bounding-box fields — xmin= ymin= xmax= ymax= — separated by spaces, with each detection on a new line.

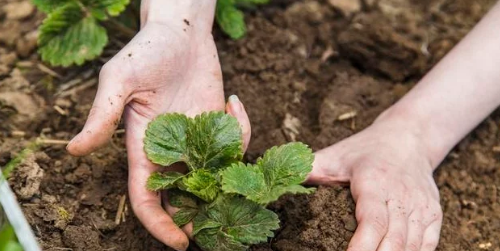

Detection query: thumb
xmin=67 ymin=68 xmax=131 ymax=156
xmin=306 ymin=145 xmax=351 ymax=186
xmin=226 ymin=95 xmax=251 ymax=153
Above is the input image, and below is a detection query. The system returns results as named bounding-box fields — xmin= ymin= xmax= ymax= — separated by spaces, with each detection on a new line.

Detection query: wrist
xmin=141 ymin=0 xmax=217 ymax=34
xmin=373 ymin=103 xmax=451 ymax=170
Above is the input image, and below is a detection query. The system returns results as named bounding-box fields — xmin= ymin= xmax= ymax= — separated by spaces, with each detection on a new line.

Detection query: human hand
xmin=307 ymin=115 xmax=443 ymax=251
xmin=66 ymin=1 xmax=253 ymax=250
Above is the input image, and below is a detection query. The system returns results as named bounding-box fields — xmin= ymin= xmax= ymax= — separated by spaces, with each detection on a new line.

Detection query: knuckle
xmin=388 ymin=237 xmax=406 ymax=251
xmin=406 ymin=241 xmax=420 ymax=251
xmin=370 ymin=216 xmax=389 ymax=237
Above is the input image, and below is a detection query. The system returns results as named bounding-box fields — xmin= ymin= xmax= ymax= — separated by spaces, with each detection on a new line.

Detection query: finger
xmin=162 ymin=191 xmax=194 ymax=238
xmin=348 ymin=196 xmax=389 ymax=251
xmin=226 ymin=95 xmax=251 ymax=152
xmin=420 ymin=216 xmax=442 ymax=251
xmin=67 ymin=65 xmax=131 ymax=156
xmin=405 ymin=209 xmax=426 ymax=251
xmin=376 ymin=200 xmax=408 ymax=251
xmin=305 ymin=146 xmax=350 ymax=186
xmin=126 ymin=109 xmax=189 ymax=251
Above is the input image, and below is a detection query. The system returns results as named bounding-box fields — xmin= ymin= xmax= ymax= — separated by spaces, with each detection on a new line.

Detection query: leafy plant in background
xmin=216 ymin=0 xmax=269 ymax=39
xmin=144 ymin=112 xmax=315 ymax=251
xmin=31 ymin=0 xmax=269 ymax=67
xmin=31 ymin=0 xmax=130 ymax=67
xmin=0 ymin=213 xmax=22 ymax=251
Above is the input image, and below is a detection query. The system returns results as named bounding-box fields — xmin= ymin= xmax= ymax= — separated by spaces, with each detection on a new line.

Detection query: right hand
xmin=308 ymin=115 xmax=443 ymax=251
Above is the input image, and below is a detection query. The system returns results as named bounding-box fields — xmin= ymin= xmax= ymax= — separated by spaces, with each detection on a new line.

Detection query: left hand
xmin=307 ymin=118 xmax=443 ymax=251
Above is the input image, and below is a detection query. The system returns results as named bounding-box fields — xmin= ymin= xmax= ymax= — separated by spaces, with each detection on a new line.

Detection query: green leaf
xmin=169 ymin=189 xmax=200 ymax=227
xmin=216 ymin=0 xmax=247 ymax=39
xmin=0 ymin=224 xmax=22 ymax=251
xmin=146 ymin=172 xmax=184 ymax=191
xmin=33 ymin=0 xmax=130 ymax=16
xmin=38 ymin=3 xmax=108 ymax=66
xmin=83 ymin=0 xmax=130 ymax=16
xmin=173 ymin=208 xmax=198 ymax=227
xmin=144 ymin=112 xmax=242 ymax=171
xmin=192 ymin=212 xmax=222 ymax=236
xmin=196 ymin=228 xmax=248 ymax=251
xmin=181 ymin=170 xmax=219 ymax=202
xmin=31 ymin=0 xmax=73 ymax=13
xmin=220 ymin=162 xmax=266 ymax=200
xmin=258 ymin=142 xmax=314 ymax=187
xmin=193 ymin=195 xmax=279 ymax=246
xmin=169 ymin=189 xmax=198 ymax=209
xmin=187 ymin=112 xmax=243 ymax=170
xmin=144 ymin=113 xmax=190 ymax=166
xmin=221 ymin=142 xmax=315 ymax=205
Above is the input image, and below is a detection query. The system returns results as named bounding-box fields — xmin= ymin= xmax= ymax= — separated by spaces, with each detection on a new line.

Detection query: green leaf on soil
xmin=38 ymin=3 xmax=108 ymax=67
xmin=193 ymin=195 xmax=279 ymax=248
xmin=221 ymin=142 xmax=315 ymax=205
xmin=146 ymin=172 xmax=184 ymax=191
xmin=216 ymin=0 xmax=247 ymax=40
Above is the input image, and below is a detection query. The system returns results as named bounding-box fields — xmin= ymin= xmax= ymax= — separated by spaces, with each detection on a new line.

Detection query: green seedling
xmin=144 ymin=111 xmax=315 ymax=251
xmin=31 ymin=0 xmax=269 ymax=66
xmin=216 ymin=0 xmax=269 ymax=39
xmin=31 ymin=0 xmax=130 ymax=67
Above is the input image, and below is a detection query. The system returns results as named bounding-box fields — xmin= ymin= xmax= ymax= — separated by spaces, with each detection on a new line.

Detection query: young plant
xmin=31 ymin=0 xmax=269 ymax=66
xmin=144 ymin=111 xmax=315 ymax=251
xmin=216 ymin=0 xmax=270 ymax=39
xmin=31 ymin=0 xmax=130 ymax=67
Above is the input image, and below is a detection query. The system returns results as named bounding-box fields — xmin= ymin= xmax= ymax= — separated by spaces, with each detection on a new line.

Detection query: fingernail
xmin=66 ymin=136 xmax=76 ymax=151
xmin=228 ymin=95 xmax=242 ymax=114
xmin=228 ymin=95 xmax=240 ymax=103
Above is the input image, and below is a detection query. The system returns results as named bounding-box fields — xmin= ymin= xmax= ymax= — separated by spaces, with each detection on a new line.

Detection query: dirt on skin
xmin=0 ymin=0 xmax=499 ymax=250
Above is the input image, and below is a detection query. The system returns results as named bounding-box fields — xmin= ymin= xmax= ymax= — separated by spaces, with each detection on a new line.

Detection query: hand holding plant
xmin=143 ymin=111 xmax=315 ymax=250
xmin=66 ymin=1 xmax=255 ymax=250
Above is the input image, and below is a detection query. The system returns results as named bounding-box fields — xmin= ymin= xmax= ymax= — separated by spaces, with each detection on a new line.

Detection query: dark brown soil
xmin=1 ymin=0 xmax=499 ymax=250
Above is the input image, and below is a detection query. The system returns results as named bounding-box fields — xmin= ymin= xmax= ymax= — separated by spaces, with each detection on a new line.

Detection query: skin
xmin=67 ymin=0 xmax=500 ymax=250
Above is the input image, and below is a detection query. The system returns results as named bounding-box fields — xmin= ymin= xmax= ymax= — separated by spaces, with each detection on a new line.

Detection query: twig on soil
xmin=90 ymin=217 xmax=106 ymax=238
xmin=115 ymin=195 xmax=127 ymax=225
xmin=56 ymin=79 xmax=82 ymax=94
xmin=37 ymin=63 xmax=62 ymax=79
xmin=57 ymin=78 xmax=98 ymax=98
xmin=351 ymin=118 xmax=356 ymax=131
xmin=36 ymin=138 xmax=70 ymax=145
xmin=338 ymin=111 xmax=358 ymax=121
xmin=104 ymin=19 xmax=137 ymax=40
xmin=53 ymin=105 xmax=68 ymax=116
xmin=16 ymin=61 xmax=34 ymax=68
xmin=10 ymin=130 xmax=26 ymax=137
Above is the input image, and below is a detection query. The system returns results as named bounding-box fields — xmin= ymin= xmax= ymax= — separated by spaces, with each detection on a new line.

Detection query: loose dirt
xmin=0 ymin=0 xmax=498 ymax=250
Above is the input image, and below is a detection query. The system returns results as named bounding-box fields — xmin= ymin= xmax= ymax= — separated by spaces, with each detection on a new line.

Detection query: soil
xmin=0 ymin=0 xmax=499 ymax=250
